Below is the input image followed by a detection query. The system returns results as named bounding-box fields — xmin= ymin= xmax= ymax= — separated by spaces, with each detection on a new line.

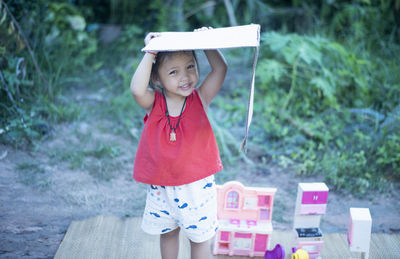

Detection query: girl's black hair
xmin=150 ymin=51 xmax=199 ymax=89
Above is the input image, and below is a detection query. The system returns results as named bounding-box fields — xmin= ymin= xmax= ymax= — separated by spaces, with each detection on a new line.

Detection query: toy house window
xmin=260 ymin=209 xmax=270 ymax=220
xmin=226 ymin=191 xmax=239 ymax=209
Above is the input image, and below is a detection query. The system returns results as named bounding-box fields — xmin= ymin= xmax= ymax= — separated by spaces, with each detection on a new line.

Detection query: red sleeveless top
xmin=133 ymin=89 xmax=223 ymax=186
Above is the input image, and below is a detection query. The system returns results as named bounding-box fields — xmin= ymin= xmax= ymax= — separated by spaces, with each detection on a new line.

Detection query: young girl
xmin=130 ymin=28 xmax=227 ymax=259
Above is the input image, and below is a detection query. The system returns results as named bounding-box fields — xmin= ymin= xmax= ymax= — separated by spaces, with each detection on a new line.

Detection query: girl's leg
xmin=190 ymin=239 xmax=210 ymax=259
xmin=160 ymin=227 xmax=180 ymax=259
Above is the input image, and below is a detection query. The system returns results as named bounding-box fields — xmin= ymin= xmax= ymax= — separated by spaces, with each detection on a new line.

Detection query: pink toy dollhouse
xmin=213 ymin=181 xmax=277 ymax=257
xmin=292 ymin=182 xmax=329 ymax=259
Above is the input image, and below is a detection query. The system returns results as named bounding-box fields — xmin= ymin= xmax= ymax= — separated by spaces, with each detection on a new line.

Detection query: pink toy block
xmin=292 ymin=183 xmax=329 ymax=259
xmin=213 ymin=181 xmax=277 ymax=257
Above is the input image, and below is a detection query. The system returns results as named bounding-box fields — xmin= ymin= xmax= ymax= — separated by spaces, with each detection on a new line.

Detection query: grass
xmin=16 ymin=162 xmax=51 ymax=189
xmin=48 ymin=135 xmax=123 ymax=181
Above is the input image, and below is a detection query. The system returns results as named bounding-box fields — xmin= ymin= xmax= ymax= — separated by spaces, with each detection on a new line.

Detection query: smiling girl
xmin=130 ymin=27 xmax=227 ymax=259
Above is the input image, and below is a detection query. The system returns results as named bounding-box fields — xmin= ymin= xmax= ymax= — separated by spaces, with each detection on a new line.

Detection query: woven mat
xmin=55 ymin=215 xmax=400 ymax=259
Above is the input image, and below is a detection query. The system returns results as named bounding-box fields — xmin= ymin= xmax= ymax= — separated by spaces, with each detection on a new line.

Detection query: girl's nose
xmin=180 ymin=71 xmax=189 ymax=81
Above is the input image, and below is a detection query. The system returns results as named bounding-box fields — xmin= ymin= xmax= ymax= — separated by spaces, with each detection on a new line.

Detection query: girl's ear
xmin=152 ymin=75 xmax=161 ymax=86
xmin=150 ymin=73 xmax=160 ymax=86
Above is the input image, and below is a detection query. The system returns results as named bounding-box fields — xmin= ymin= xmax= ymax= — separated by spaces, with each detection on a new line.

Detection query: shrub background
xmin=1 ymin=0 xmax=399 ymax=194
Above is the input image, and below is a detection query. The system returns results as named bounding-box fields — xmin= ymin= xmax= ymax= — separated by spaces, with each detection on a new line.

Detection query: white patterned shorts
xmin=141 ymin=175 xmax=219 ymax=243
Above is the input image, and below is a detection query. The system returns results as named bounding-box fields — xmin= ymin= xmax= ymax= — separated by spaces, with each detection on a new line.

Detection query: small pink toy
xmin=292 ymin=183 xmax=329 ymax=259
xmin=213 ymin=181 xmax=277 ymax=257
xmin=264 ymin=244 xmax=285 ymax=259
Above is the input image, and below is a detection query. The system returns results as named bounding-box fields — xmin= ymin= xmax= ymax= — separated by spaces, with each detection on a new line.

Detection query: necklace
xmin=162 ymin=90 xmax=187 ymax=142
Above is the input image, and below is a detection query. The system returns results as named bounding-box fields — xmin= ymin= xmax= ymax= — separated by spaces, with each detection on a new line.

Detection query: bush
xmin=251 ymin=31 xmax=400 ymax=194
xmin=0 ymin=1 xmax=97 ymax=146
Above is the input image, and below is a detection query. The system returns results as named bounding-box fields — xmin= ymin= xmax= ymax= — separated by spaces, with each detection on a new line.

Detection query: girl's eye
xmin=187 ymin=64 xmax=195 ymax=70
xmin=169 ymin=70 xmax=177 ymax=75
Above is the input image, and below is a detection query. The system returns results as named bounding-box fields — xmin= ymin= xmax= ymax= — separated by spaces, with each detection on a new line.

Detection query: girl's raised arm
xmin=130 ymin=33 xmax=160 ymax=111
xmin=198 ymin=49 xmax=228 ymax=108
xmin=194 ymin=27 xmax=227 ymax=108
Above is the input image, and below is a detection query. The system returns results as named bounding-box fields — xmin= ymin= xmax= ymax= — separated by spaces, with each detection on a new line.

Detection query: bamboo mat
xmin=54 ymin=215 xmax=400 ymax=259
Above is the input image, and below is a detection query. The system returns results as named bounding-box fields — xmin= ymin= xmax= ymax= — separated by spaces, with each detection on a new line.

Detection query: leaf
xmin=298 ymin=41 xmax=322 ymax=65
xmin=92 ymin=62 xmax=103 ymax=71
xmin=256 ymin=59 xmax=286 ymax=85
xmin=310 ymin=76 xmax=335 ymax=99
xmin=262 ymin=31 xmax=290 ymax=51
xmin=282 ymin=45 xmax=298 ymax=64
xmin=358 ymin=0 xmax=371 ymax=4
xmin=0 ymin=7 xmax=6 ymax=25
xmin=45 ymin=26 xmax=60 ymax=45
xmin=66 ymin=15 xmax=86 ymax=31
xmin=8 ymin=21 xmax=14 ymax=34
xmin=17 ymin=36 xmax=25 ymax=50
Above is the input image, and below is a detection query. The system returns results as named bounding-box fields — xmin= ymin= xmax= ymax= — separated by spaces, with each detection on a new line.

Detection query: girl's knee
xmin=190 ymin=239 xmax=210 ymax=259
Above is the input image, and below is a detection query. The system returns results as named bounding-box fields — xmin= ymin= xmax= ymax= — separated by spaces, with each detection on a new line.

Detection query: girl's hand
xmin=194 ymin=27 xmax=213 ymax=32
xmin=144 ymin=32 xmax=161 ymax=46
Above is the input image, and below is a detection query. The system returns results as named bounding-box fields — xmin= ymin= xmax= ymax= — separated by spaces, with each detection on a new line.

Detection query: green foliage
xmin=102 ymin=58 xmax=143 ymax=139
xmin=41 ymin=2 xmax=98 ymax=69
xmin=252 ymin=31 xmax=400 ymax=194
xmin=208 ymin=107 xmax=253 ymax=166
xmin=325 ymin=1 xmax=400 ymax=46
xmin=113 ymin=25 xmax=143 ymax=53
xmin=0 ymin=0 xmax=97 ymax=146
xmin=258 ymin=32 xmax=377 ymax=113
xmin=105 ymin=86 xmax=144 ymax=140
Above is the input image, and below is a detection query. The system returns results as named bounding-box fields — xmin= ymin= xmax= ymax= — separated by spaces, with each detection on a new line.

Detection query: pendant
xmin=170 ymin=131 xmax=176 ymax=141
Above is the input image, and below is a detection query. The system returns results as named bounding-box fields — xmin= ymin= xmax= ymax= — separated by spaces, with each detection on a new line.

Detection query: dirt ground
xmin=1 ymin=60 xmax=400 ymax=258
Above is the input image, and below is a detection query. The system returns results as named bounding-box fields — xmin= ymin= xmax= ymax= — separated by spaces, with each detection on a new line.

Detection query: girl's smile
xmin=179 ymin=82 xmax=193 ymax=91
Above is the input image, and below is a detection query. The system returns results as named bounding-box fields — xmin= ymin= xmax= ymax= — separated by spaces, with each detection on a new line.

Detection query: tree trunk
xmin=223 ymin=0 xmax=237 ymax=26
xmin=169 ymin=0 xmax=185 ymax=31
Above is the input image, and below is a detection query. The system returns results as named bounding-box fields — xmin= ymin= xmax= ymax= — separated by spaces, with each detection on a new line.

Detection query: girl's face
xmin=155 ymin=51 xmax=199 ymax=99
